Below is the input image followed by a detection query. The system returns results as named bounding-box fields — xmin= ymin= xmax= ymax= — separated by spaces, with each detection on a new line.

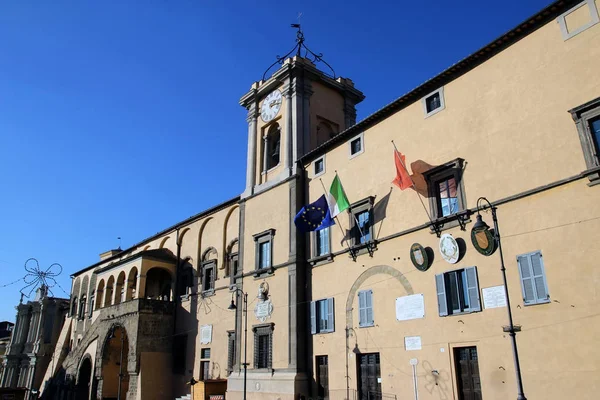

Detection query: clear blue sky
xmin=0 ymin=0 xmax=552 ymax=321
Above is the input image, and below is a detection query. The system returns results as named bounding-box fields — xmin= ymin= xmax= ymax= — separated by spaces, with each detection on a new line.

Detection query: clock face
xmin=260 ymin=90 xmax=282 ymax=122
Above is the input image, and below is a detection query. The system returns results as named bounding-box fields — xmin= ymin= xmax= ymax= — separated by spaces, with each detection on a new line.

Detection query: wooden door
xmin=316 ymin=355 xmax=329 ymax=400
xmin=357 ymin=353 xmax=381 ymax=400
xmin=454 ymin=346 xmax=482 ymax=400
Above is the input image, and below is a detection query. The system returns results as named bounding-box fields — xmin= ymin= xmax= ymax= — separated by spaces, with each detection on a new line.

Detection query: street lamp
xmin=472 ymin=197 xmax=527 ymax=400
xmin=228 ymin=288 xmax=248 ymax=400
xmin=108 ymin=326 xmax=125 ymax=400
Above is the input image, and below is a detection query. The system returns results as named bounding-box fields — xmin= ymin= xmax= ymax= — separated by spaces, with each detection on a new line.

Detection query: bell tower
xmin=240 ymin=26 xmax=365 ymax=198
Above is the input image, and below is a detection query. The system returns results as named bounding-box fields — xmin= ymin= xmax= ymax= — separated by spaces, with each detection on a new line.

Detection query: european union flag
xmin=294 ymin=195 xmax=335 ymax=233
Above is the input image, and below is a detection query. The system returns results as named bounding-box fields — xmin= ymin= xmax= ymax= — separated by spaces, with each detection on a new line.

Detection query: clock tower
xmin=239 ymin=28 xmax=365 ymax=198
xmin=230 ymin=27 xmax=364 ymax=400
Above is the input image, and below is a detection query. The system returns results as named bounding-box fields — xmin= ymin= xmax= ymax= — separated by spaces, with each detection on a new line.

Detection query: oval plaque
xmin=471 ymin=228 xmax=495 ymax=256
xmin=439 ymin=233 xmax=460 ymax=264
xmin=410 ymin=243 xmax=430 ymax=271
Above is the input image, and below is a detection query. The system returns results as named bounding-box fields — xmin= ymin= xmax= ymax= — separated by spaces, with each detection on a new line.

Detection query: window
xmin=557 ymin=0 xmax=600 ymax=40
xmin=316 ymin=356 xmax=329 ymax=400
xmin=314 ymin=156 xmax=325 ymax=177
xmin=313 ymin=227 xmax=331 ymax=258
xmin=422 ymin=87 xmax=445 ymax=117
xmin=435 ymin=267 xmax=481 ymax=316
xmin=227 ymin=331 xmax=236 ymax=375
xmin=200 ymin=347 xmax=211 ymax=380
xmin=423 ymin=159 xmax=466 ymax=222
xmin=71 ymin=297 xmax=77 ymax=317
xmin=358 ymin=290 xmax=374 ymax=327
xmin=569 ymin=96 xmax=600 ymax=185
xmin=202 ymin=261 xmax=216 ymax=294
xmin=88 ymin=291 xmax=95 ymax=318
xmin=225 ymin=239 xmax=239 ymax=278
xmin=253 ymin=229 xmax=275 ymax=274
xmin=229 ymin=253 xmax=239 ymax=286
xmin=349 ymin=197 xmax=375 ymax=248
xmin=264 ymin=123 xmax=281 ymax=171
xmin=310 ymin=298 xmax=335 ymax=334
xmin=348 ymin=132 xmax=364 ymax=159
xmin=173 ymin=334 xmax=188 ymax=374
xmin=253 ymin=324 xmax=274 ymax=369
xmin=79 ymin=296 xmax=86 ymax=320
xmin=517 ymin=251 xmax=550 ymax=305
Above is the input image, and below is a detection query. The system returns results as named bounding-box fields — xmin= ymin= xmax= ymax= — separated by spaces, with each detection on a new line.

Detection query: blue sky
xmin=0 ymin=0 xmax=552 ymax=321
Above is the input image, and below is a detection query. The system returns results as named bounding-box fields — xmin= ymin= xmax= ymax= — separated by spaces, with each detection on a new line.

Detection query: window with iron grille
xmin=202 ymin=262 xmax=216 ymax=294
xmin=253 ymin=323 xmax=274 ymax=370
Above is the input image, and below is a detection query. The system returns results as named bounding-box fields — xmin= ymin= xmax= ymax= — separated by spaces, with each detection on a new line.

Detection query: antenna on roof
xmin=117 ymin=237 xmax=122 ymax=250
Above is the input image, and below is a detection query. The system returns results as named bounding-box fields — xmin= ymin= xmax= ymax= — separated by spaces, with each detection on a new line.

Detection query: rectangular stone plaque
xmin=396 ymin=294 xmax=425 ymax=321
xmin=482 ymin=285 xmax=507 ymax=309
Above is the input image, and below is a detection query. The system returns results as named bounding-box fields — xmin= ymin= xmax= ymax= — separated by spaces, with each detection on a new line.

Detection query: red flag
xmin=392 ymin=150 xmax=412 ymax=190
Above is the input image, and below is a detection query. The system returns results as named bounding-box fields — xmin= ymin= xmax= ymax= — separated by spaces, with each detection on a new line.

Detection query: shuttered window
xmin=517 ymin=251 xmax=550 ymax=305
xmin=310 ymin=298 xmax=335 ymax=334
xmin=358 ymin=290 xmax=374 ymax=327
xmin=227 ymin=331 xmax=235 ymax=374
xmin=435 ymin=267 xmax=481 ymax=316
xmin=253 ymin=323 xmax=274 ymax=370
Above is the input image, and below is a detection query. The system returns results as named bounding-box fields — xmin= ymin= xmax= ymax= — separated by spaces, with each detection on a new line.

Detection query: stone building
xmin=39 ymin=0 xmax=600 ymax=399
xmin=0 ymin=286 xmax=69 ymax=399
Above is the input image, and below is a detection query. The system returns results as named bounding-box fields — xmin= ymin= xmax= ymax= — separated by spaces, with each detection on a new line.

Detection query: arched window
xmin=316 ymin=121 xmax=335 ymax=147
xmin=79 ymin=296 xmax=86 ymax=319
xmin=89 ymin=291 xmax=95 ymax=318
xmin=201 ymin=247 xmax=218 ymax=294
xmin=71 ymin=297 xmax=78 ymax=317
xmin=226 ymin=239 xmax=239 ymax=283
xmin=265 ymin=124 xmax=281 ymax=171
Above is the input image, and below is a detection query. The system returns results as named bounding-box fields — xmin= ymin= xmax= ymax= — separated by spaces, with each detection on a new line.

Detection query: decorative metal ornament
xmin=410 ymin=243 xmax=430 ymax=271
xmin=439 ymin=234 xmax=460 ymax=264
xmin=471 ymin=227 xmax=496 ymax=256
xmin=21 ymin=258 xmax=63 ymax=298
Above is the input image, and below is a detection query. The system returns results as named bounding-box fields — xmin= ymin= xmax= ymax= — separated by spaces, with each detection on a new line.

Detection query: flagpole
xmin=319 ymin=177 xmax=356 ymax=259
xmin=391 ymin=140 xmax=437 ymax=231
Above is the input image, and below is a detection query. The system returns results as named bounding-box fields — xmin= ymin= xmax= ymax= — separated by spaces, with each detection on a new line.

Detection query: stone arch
xmin=104 ymin=276 xmax=115 ymax=307
xmin=142 ymin=245 xmax=151 ymax=251
xmin=114 ymin=272 xmax=126 ymax=305
xmin=178 ymin=227 xmax=191 ymax=245
xmin=159 ymin=236 xmax=170 ymax=249
xmin=126 ymin=267 xmax=138 ymax=301
xmin=202 ymin=247 xmax=218 ymax=262
xmin=76 ymin=354 xmax=93 ymax=400
xmin=197 ymin=217 xmax=213 ymax=272
xmin=144 ymin=267 xmax=173 ymax=301
xmin=80 ymin=276 xmax=89 ymax=298
xmin=222 ymin=205 xmax=240 ymax=267
xmin=96 ymin=280 xmax=105 ymax=310
xmin=344 ymin=265 xmax=414 ymax=329
xmin=99 ymin=324 xmax=132 ymax=400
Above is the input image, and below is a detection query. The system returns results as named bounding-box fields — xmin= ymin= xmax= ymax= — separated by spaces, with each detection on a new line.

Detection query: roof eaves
xmin=300 ymin=0 xmax=575 ymax=164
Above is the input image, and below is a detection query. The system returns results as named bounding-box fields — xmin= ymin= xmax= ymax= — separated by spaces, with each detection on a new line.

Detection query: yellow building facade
xmin=40 ymin=1 xmax=600 ymax=399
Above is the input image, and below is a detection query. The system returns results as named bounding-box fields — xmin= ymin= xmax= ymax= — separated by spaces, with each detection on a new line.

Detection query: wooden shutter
xmin=310 ymin=301 xmax=317 ymax=334
xmin=464 ymin=267 xmax=481 ymax=312
xmin=530 ymin=252 xmax=549 ymax=303
xmin=517 ymin=255 xmax=536 ymax=305
xmin=365 ymin=290 xmax=374 ymax=326
xmin=358 ymin=291 xmax=367 ymax=327
xmin=435 ymin=274 xmax=448 ymax=316
xmin=327 ymin=297 xmax=335 ymax=333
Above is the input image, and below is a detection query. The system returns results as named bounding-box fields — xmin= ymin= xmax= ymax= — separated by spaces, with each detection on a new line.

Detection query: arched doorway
xmin=101 ymin=326 xmax=130 ymax=400
xmin=76 ymin=357 xmax=92 ymax=400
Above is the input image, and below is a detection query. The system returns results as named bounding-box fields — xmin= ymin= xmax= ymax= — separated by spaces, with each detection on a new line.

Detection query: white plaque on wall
xmin=396 ymin=294 xmax=425 ymax=321
xmin=254 ymin=299 xmax=274 ymax=322
xmin=482 ymin=286 xmax=507 ymax=309
xmin=404 ymin=336 xmax=422 ymax=351
xmin=200 ymin=324 xmax=212 ymax=344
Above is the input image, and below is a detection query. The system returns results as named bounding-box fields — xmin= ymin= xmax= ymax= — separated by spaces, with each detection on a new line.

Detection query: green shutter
xmin=464 ymin=267 xmax=481 ymax=312
xmin=435 ymin=274 xmax=448 ymax=316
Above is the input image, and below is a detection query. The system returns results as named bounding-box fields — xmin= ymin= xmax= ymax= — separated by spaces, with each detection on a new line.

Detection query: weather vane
xmin=20 ymin=258 xmax=63 ymax=298
xmin=262 ymin=12 xmax=336 ymax=81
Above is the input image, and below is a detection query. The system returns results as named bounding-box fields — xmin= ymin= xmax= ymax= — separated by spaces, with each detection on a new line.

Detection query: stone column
xmin=243 ymin=103 xmax=258 ymax=198
xmin=261 ymin=134 xmax=268 ymax=176
xmin=136 ymin=274 xmax=146 ymax=299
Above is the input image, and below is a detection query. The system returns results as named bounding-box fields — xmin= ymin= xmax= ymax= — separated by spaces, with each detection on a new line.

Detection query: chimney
xmin=99 ymin=249 xmax=121 ymax=261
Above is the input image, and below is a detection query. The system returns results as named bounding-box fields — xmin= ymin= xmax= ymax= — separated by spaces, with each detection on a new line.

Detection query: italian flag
xmin=327 ymin=174 xmax=350 ymax=218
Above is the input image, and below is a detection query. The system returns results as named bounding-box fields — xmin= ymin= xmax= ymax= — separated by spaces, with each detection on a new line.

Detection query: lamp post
xmin=108 ymin=326 xmax=125 ymax=400
xmin=472 ymin=197 xmax=526 ymax=400
xmin=228 ymin=288 xmax=248 ymax=400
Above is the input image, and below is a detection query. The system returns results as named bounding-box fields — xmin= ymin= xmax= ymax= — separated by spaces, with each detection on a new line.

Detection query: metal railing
xmin=367 ymin=391 xmax=397 ymax=400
